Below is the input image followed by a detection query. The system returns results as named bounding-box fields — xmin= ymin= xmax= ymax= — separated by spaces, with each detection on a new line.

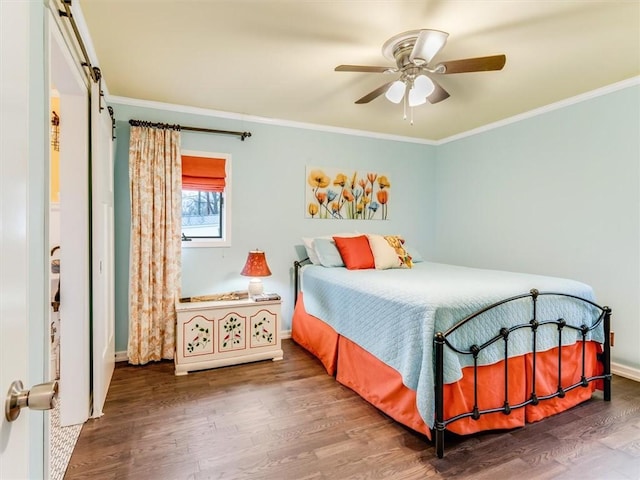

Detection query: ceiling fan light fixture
xmin=408 ymin=75 xmax=435 ymax=107
xmin=385 ymin=80 xmax=406 ymax=104
xmin=408 ymin=91 xmax=426 ymax=107
xmin=410 ymin=29 xmax=449 ymax=66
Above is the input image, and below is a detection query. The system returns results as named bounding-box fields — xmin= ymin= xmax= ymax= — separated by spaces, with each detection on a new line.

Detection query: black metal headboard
xmin=293 ymin=258 xmax=310 ymax=306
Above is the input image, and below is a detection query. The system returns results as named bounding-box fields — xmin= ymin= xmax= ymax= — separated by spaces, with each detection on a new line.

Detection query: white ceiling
xmin=77 ymin=1 xmax=640 ymax=142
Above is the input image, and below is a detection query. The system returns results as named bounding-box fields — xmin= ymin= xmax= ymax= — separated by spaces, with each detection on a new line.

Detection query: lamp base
xmin=248 ymin=278 xmax=264 ymax=297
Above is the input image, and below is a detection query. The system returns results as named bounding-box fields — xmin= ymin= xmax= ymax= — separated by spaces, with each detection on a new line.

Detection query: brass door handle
xmin=5 ymin=380 xmax=58 ymax=422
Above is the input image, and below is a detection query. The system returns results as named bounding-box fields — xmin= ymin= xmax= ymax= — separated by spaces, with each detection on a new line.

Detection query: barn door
xmin=90 ymin=80 xmax=115 ymax=417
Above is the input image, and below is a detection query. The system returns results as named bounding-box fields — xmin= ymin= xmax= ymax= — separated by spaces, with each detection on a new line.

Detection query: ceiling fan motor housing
xmin=383 ymin=30 xmax=447 ymax=81
xmin=382 ymin=30 xmax=423 ymax=65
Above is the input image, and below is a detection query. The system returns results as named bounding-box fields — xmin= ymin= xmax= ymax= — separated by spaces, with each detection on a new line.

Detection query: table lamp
xmin=241 ymin=250 xmax=272 ymax=297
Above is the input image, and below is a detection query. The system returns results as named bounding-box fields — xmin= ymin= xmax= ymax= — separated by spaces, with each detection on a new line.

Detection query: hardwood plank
xmin=65 ymin=340 xmax=640 ymax=479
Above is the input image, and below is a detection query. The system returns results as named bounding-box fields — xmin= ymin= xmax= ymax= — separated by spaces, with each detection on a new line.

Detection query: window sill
xmin=182 ymin=239 xmax=231 ymax=248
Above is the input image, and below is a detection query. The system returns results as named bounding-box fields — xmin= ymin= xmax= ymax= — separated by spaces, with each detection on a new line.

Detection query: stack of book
xmin=253 ymin=293 xmax=281 ymax=302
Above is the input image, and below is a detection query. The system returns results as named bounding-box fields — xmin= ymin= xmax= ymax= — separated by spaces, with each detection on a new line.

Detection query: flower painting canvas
xmin=306 ymin=167 xmax=390 ymax=220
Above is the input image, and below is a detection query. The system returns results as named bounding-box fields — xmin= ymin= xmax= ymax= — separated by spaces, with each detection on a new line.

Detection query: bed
xmin=291 ymin=239 xmax=611 ymax=458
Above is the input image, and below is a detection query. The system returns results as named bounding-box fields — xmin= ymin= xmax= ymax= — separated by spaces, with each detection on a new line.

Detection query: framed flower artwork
xmin=305 ymin=167 xmax=390 ymax=220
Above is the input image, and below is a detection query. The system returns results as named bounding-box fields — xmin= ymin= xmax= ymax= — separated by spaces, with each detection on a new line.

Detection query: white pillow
xmin=404 ymin=245 xmax=424 ymax=262
xmin=313 ymin=238 xmax=344 ymax=267
xmin=301 ymin=232 xmax=359 ymax=264
xmin=302 ymin=237 xmax=321 ymax=264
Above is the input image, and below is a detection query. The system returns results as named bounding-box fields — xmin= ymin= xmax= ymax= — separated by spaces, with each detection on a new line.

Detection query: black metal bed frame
xmin=293 ymin=259 xmax=308 ymax=307
xmin=433 ymin=288 xmax=611 ymax=457
xmin=292 ymin=261 xmax=612 ymax=459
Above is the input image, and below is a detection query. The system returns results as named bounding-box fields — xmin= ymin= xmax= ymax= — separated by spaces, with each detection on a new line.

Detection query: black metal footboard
xmin=433 ymin=288 xmax=612 ymax=458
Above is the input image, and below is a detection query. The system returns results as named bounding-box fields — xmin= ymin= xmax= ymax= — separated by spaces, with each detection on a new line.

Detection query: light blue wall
xmin=433 ymin=83 xmax=640 ymax=370
xmin=111 ymin=103 xmax=437 ymax=351
xmin=111 ymin=83 xmax=640 ymax=373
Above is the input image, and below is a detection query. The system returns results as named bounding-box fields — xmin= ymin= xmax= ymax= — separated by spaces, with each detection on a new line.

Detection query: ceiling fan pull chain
xmin=403 ymin=94 xmax=407 ymax=121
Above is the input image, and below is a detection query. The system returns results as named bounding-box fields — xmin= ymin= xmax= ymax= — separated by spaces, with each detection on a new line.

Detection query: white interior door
xmin=50 ymin=11 xmax=91 ymax=427
xmin=0 ymin=2 xmax=45 ymax=477
xmin=91 ymin=82 xmax=115 ymax=417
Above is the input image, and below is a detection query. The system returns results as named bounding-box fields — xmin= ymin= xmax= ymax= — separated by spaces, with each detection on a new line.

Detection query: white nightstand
xmin=174 ymin=296 xmax=283 ymax=375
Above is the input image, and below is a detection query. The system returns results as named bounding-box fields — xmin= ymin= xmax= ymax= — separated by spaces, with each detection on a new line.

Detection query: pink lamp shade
xmin=241 ymin=250 xmax=271 ymax=296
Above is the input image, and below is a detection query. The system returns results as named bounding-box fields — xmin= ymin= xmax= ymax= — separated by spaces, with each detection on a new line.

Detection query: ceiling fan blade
xmin=438 ymin=54 xmax=506 ymax=74
xmin=335 ymin=64 xmax=393 ymax=73
xmin=426 ymin=77 xmax=450 ymax=104
xmin=355 ymin=81 xmax=395 ymax=104
xmin=409 ymin=29 xmax=449 ymax=66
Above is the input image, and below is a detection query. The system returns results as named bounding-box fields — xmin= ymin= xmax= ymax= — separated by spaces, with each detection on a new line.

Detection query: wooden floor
xmin=65 ymin=339 xmax=640 ymax=480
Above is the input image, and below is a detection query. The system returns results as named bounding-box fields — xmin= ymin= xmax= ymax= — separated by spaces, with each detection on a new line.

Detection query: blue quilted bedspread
xmin=301 ymin=262 xmax=604 ymax=429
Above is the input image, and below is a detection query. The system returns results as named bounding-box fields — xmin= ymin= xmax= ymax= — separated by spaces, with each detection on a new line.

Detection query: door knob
xmin=5 ymin=380 xmax=58 ymax=422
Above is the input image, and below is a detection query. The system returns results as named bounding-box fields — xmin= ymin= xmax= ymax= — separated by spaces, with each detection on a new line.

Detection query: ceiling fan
xmin=335 ymin=29 xmax=506 ymax=108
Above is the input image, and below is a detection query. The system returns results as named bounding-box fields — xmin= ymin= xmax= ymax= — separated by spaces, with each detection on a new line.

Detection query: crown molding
xmin=108 ymin=76 xmax=638 ymax=148
xmin=437 ymin=76 xmax=640 ymax=145
xmin=106 ymin=95 xmax=437 ymax=146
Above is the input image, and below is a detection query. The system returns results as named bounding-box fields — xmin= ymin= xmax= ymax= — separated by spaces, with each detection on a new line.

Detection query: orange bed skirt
xmin=292 ymin=293 xmax=602 ymax=439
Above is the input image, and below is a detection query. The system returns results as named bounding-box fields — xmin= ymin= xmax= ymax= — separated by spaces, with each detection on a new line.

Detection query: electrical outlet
xmin=610 ymin=331 xmax=615 ymax=347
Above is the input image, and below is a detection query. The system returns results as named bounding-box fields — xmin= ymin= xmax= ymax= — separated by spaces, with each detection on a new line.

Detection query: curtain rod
xmin=128 ymin=120 xmax=252 ymax=141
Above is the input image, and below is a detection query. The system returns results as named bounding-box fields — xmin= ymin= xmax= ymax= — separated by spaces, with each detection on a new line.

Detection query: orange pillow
xmin=333 ymin=235 xmax=375 ymax=270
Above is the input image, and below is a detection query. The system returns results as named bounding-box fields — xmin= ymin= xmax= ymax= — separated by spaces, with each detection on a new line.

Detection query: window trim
xmin=181 ymin=149 xmax=231 ymax=248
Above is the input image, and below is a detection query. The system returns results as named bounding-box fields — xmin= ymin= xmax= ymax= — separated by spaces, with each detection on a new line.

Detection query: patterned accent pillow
xmin=367 ymin=234 xmax=413 ymax=269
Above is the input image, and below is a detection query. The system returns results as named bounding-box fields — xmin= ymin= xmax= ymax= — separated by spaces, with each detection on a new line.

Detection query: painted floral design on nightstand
xmin=219 ymin=313 xmax=246 ymax=351
xmin=251 ymin=310 xmax=277 ymax=347
xmin=184 ymin=315 xmax=214 ymax=356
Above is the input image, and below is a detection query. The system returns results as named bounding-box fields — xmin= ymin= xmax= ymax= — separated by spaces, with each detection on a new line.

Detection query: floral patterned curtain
xmin=127 ymin=124 xmax=182 ymax=364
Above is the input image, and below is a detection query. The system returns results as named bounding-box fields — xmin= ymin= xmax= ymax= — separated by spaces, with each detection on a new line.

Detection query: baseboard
xmin=114 ymin=331 xmax=293 ymax=364
xmin=612 ymin=362 xmax=640 ymax=382
xmin=114 ymin=351 xmax=128 ymax=363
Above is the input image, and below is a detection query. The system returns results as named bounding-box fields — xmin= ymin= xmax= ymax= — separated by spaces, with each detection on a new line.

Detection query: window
xmin=181 ymin=150 xmax=231 ymax=247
